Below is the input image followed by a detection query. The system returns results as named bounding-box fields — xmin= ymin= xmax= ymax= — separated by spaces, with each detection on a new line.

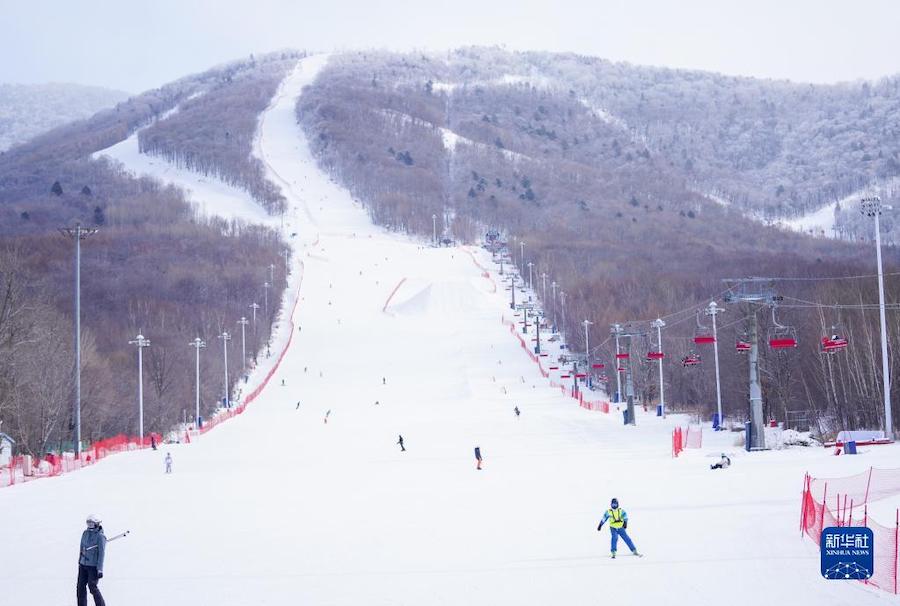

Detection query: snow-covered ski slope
xmin=4 ymin=55 xmax=900 ymax=606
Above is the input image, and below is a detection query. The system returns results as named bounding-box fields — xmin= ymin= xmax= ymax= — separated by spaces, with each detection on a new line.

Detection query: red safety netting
xmin=800 ymin=469 xmax=900 ymax=594
xmin=1 ymin=433 xmax=163 ymax=487
xmin=500 ymin=315 xmax=610 ymax=414
xmin=672 ymin=427 xmax=684 ymax=457
xmin=672 ymin=426 xmax=702 ymax=457
xmin=2 ymin=260 xmax=306 ymax=489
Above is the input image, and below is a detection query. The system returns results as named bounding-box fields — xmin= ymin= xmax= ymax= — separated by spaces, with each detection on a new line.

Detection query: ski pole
xmin=85 ymin=530 xmax=130 ymax=550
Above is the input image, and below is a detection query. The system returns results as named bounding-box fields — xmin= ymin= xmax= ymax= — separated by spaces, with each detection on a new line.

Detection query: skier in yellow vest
xmin=597 ymin=498 xmax=642 ymax=558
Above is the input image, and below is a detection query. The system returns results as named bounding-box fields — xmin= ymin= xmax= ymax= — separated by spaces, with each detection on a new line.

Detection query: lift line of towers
xmin=486 ymin=193 xmax=895 ymax=448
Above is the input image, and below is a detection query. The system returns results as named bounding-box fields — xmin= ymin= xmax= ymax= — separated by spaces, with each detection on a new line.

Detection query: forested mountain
xmin=0 ymin=53 xmax=299 ymax=455
xmin=0 ymin=83 xmax=129 ymax=152
xmin=298 ymin=49 xmax=900 ymax=434
xmin=2 ymin=45 xmax=899 ymax=452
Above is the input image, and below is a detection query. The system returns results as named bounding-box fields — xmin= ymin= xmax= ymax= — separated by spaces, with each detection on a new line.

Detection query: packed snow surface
xmin=3 ymin=55 xmax=899 ymax=605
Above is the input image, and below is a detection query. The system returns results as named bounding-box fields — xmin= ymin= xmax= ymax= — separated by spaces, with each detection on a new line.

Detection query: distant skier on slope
xmin=514 ymin=406 xmax=521 ymax=418
xmin=397 ymin=435 xmax=405 ymax=452
xmin=77 ymin=514 xmax=106 ymax=606
xmin=324 ymin=410 xmax=331 ymax=424
xmin=597 ymin=498 xmax=641 ymax=558
xmin=710 ymin=453 xmax=731 ymax=470
xmin=296 ymin=401 xmax=301 ymax=410
xmin=164 ymin=452 xmax=173 ymax=474
xmin=474 ymin=446 xmax=483 ymax=470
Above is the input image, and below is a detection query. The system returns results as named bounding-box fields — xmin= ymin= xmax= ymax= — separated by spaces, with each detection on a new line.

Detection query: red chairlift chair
xmin=694 ymin=311 xmax=716 ymax=345
xmin=820 ymin=334 xmax=848 ymax=354
xmin=647 ymin=351 xmax=665 ymax=361
xmin=768 ymin=306 xmax=798 ymax=349
xmin=735 ymin=336 xmax=751 ymax=354
xmin=682 ymin=352 xmax=702 ymax=367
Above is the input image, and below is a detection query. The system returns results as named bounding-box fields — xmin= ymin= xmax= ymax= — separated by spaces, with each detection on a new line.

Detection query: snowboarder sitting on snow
xmin=597 ymin=498 xmax=641 ymax=558
xmin=77 ymin=514 xmax=106 ymax=606
xmin=710 ymin=453 xmax=731 ymax=470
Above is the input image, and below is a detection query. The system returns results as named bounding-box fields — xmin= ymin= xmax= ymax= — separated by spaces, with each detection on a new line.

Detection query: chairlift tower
xmin=613 ymin=323 xmax=646 ymax=425
xmin=611 ymin=323 xmax=623 ymax=404
xmin=723 ymin=278 xmax=781 ymax=450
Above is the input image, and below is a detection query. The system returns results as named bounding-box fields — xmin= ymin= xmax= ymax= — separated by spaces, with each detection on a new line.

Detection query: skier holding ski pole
xmin=77 ymin=514 xmax=106 ymax=606
xmin=597 ymin=498 xmax=642 ymax=558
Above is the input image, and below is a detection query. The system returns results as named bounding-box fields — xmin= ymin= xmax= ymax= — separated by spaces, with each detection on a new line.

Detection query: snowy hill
xmin=0 ymin=82 xmax=129 ymax=151
xmin=2 ymin=55 xmax=899 ymax=606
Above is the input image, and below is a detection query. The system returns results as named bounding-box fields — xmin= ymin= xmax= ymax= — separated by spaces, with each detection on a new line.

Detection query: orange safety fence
xmin=500 ymin=314 xmax=610 ymax=414
xmin=463 ymin=248 xmax=497 ymax=293
xmin=800 ymin=468 xmax=900 ymax=594
xmin=2 ymin=260 xmax=306 ymax=489
xmin=672 ymin=425 xmax=702 ymax=457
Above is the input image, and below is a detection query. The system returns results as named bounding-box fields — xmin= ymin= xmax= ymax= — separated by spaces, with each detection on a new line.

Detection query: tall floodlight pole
xmin=237 ymin=317 xmax=249 ymax=371
xmin=583 ymin=320 xmax=593 ymax=365
xmin=509 ymin=275 xmax=516 ymax=310
xmin=611 ymin=323 xmax=623 ymax=404
xmin=263 ymin=282 xmax=271 ymax=357
xmin=283 ymin=249 xmax=290 ymax=276
xmin=559 ymin=290 xmax=567 ymax=338
xmin=551 ymin=281 xmax=557 ymax=330
xmin=651 ymin=319 xmax=665 ymax=416
xmin=218 ymin=331 xmax=231 ymax=408
xmin=432 ymin=214 xmax=437 ymax=246
xmin=519 ymin=241 xmax=525 ymax=277
xmin=59 ymin=223 xmax=98 ymax=457
xmin=189 ymin=338 xmax=206 ymax=426
xmin=269 ymin=263 xmax=276 ymax=287
xmin=249 ymin=303 xmax=260 ymax=362
xmin=527 ymin=262 xmax=534 ymax=292
xmin=128 ymin=334 xmax=151 ymax=442
xmin=707 ymin=301 xmax=724 ymax=428
xmin=535 ymin=308 xmax=542 ymax=354
xmin=541 ymin=273 xmax=547 ymax=304
xmin=861 ymin=195 xmax=894 ymax=439
xmin=263 ymin=281 xmax=270 ymax=322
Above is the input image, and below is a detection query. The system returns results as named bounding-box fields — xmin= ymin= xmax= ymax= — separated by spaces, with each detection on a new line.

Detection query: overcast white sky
xmin=3 ymin=0 xmax=899 ymax=93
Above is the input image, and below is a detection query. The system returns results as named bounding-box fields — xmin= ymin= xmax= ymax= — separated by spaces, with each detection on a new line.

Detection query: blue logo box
xmin=821 ymin=527 xmax=874 ymax=580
